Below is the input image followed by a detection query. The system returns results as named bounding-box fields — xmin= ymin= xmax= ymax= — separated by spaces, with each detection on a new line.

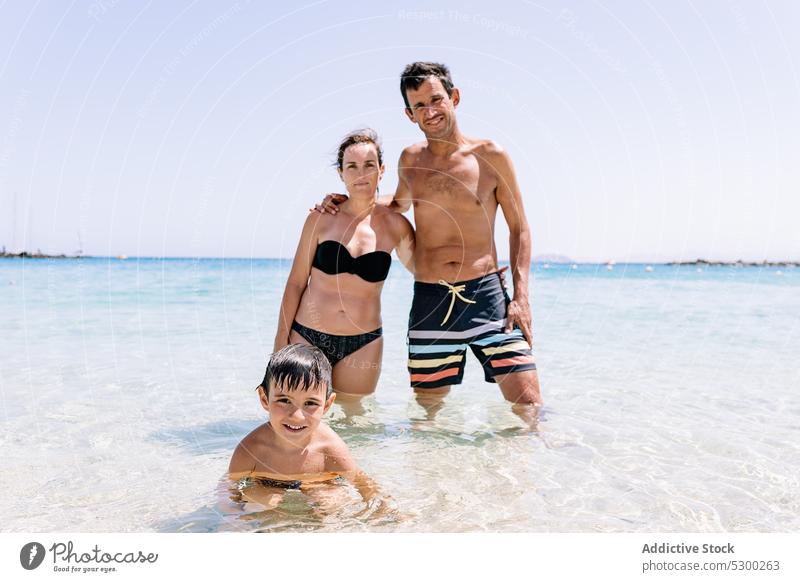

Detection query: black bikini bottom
xmin=255 ymin=476 xmax=302 ymax=490
xmin=291 ymin=321 xmax=382 ymax=367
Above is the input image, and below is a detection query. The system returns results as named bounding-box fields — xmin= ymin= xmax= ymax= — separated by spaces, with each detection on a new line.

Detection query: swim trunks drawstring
xmin=437 ymin=280 xmax=477 ymax=325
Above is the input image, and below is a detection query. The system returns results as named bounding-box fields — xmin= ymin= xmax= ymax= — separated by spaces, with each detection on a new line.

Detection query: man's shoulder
xmin=472 ymin=139 xmax=515 ymax=178
xmin=400 ymin=141 xmax=427 ymax=159
xmin=472 ymin=138 xmax=506 ymax=158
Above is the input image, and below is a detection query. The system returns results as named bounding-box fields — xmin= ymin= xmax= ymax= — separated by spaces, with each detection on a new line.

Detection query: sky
xmin=0 ymin=0 xmax=798 ymax=262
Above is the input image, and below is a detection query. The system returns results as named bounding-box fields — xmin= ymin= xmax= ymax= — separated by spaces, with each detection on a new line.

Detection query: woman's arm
xmin=273 ymin=212 xmax=321 ymax=352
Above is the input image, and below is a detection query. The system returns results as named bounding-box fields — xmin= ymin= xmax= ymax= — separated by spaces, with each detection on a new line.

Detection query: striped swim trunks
xmin=407 ymin=271 xmax=536 ymax=389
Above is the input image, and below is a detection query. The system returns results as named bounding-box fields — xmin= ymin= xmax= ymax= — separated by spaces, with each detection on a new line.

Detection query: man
xmin=320 ymin=62 xmax=542 ymax=411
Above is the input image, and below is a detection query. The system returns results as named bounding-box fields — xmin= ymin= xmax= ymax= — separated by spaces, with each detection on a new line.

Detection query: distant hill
xmin=0 ymin=250 xmax=74 ymax=259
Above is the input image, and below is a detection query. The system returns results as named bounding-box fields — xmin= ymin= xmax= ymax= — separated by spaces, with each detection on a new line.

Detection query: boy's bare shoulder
xmin=314 ymin=422 xmax=343 ymax=446
xmin=228 ymin=423 xmax=272 ymax=475
xmin=316 ymin=424 xmax=358 ymax=472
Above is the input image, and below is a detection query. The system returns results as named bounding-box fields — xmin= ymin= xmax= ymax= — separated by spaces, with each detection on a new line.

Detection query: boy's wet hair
xmin=334 ymin=128 xmax=383 ymax=171
xmin=259 ymin=344 xmax=333 ymax=399
xmin=400 ymin=61 xmax=455 ymax=109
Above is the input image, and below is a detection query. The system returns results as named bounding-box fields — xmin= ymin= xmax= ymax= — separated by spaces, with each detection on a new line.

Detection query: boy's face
xmin=404 ymin=76 xmax=460 ymax=139
xmin=259 ymin=381 xmax=335 ymax=446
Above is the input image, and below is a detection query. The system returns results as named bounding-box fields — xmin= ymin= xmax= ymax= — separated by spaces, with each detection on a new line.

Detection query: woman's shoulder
xmin=374 ymin=206 xmax=412 ymax=238
xmin=302 ymin=208 xmax=332 ymax=229
xmin=298 ymin=209 xmax=335 ymax=245
xmin=370 ymin=203 xmax=400 ymax=224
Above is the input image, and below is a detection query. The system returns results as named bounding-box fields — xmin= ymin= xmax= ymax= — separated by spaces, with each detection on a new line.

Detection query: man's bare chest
xmin=407 ymin=162 xmax=496 ymax=205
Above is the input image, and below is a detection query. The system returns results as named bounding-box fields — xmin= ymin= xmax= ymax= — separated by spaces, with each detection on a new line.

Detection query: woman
xmin=274 ymin=129 xmax=414 ymax=396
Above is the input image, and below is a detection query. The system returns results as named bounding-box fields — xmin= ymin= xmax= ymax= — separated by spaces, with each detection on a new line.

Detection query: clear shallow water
xmin=1 ymin=258 xmax=798 ymax=532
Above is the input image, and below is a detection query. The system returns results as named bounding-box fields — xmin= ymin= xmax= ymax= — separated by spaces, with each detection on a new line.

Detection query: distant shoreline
xmin=1 ymin=252 xmax=797 ymax=267
xmin=664 ymin=259 xmax=800 ymax=267
xmin=1 ymin=251 xmax=79 ymax=259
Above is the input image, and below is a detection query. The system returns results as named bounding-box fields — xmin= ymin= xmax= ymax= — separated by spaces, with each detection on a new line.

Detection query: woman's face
xmin=339 ymin=142 xmax=384 ymax=197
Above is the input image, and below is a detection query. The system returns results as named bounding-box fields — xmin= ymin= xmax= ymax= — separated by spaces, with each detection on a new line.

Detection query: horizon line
xmin=2 ymin=253 xmax=798 ymax=265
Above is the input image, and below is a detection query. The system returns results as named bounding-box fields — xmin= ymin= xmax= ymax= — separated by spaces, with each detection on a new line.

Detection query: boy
xmin=229 ymin=344 xmax=357 ymax=482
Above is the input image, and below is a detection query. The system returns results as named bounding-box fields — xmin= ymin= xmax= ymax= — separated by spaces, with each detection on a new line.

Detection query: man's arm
xmin=491 ymin=143 xmax=534 ymax=344
xmin=385 ymin=148 xmax=413 ymax=213
xmin=388 ymin=212 xmax=415 ymax=273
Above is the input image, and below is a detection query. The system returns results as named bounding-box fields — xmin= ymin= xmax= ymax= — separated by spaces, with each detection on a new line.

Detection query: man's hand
xmin=498 ymin=266 xmax=533 ymax=343
xmin=505 ymin=297 xmax=533 ymax=346
xmin=311 ymin=193 xmax=347 ymax=214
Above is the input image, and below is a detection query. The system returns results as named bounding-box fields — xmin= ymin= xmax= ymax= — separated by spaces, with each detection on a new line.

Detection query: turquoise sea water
xmin=1 ymin=258 xmax=798 ymax=532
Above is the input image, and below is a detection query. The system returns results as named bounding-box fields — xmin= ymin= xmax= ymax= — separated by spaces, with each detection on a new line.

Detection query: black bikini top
xmin=312 ymin=240 xmax=391 ymax=283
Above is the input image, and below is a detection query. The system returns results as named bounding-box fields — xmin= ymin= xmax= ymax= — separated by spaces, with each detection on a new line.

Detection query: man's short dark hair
xmin=259 ymin=344 xmax=332 ymax=398
xmin=400 ymin=62 xmax=455 ymax=109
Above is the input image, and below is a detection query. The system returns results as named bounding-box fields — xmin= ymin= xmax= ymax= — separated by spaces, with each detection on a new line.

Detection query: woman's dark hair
xmin=335 ymin=128 xmax=383 ymax=171
xmin=259 ymin=344 xmax=332 ymax=398
xmin=400 ymin=62 xmax=455 ymax=109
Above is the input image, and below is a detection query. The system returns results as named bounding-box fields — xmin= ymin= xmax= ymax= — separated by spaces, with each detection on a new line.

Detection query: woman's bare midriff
xmin=294 ymin=269 xmax=383 ymax=334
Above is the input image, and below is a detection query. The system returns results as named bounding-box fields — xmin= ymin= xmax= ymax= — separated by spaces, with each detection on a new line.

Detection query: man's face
xmin=404 ymin=76 xmax=460 ymax=139
xmin=260 ymin=382 xmax=334 ymax=446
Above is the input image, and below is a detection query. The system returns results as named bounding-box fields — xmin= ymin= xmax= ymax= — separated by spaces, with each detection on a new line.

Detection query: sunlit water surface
xmin=1 ymin=258 xmax=798 ymax=532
